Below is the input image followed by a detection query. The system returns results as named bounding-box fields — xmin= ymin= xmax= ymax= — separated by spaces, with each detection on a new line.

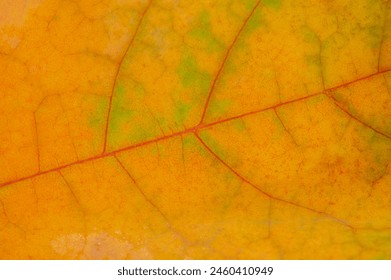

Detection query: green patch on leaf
xmin=189 ymin=11 xmax=224 ymax=52
xmin=232 ymin=119 xmax=247 ymax=132
xmin=236 ymin=8 xmax=264 ymax=51
xmin=366 ymin=25 xmax=384 ymax=49
xmin=263 ymin=0 xmax=282 ymax=10
xmin=109 ymin=83 xmax=133 ymax=133
xmin=305 ymin=54 xmax=321 ymax=67
xmin=108 ymin=107 xmax=135 ymax=148
xmin=107 ymin=79 xmax=162 ymax=149
xmin=301 ymin=26 xmax=319 ymax=44
xmin=107 ymin=82 xmax=146 ymax=148
xmin=245 ymin=8 xmax=264 ymax=34
xmin=207 ymin=98 xmax=233 ymax=118
xmin=177 ymin=52 xmax=212 ymax=93
xmin=174 ymin=101 xmax=192 ymax=124
xmin=244 ymin=0 xmax=260 ymax=10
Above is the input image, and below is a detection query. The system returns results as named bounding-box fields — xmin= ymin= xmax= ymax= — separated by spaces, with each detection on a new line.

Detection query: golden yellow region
xmin=0 ymin=0 xmax=391 ymax=259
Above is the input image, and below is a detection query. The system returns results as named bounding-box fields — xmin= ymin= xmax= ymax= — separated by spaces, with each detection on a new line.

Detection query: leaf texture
xmin=0 ymin=0 xmax=391 ymax=259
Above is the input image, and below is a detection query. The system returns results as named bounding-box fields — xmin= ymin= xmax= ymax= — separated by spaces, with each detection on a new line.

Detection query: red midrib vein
xmin=1 ymin=68 xmax=390 ymax=189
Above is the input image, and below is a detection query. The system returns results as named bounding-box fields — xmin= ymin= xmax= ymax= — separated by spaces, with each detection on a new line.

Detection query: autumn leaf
xmin=0 ymin=0 xmax=391 ymax=259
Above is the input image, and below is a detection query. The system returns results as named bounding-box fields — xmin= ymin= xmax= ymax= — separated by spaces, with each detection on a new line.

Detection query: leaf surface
xmin=0 ymin=0 xmax=391 ymax=259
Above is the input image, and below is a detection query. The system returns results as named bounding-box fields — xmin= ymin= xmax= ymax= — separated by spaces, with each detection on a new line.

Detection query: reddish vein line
xmin=0 ymin=127 xmax=194 ymax=189
xmin=194 ymin=133 xmax=354 ymax=229
xmin=58 ymin=170 xmax=83 ymax=210
xmin=0 ymin=69 xmax=390 ymax=189
xmin=327 ymin=94 xmax=391 ymax=140
xmin=201 ymin=68 xmax=391 ymax=130
xmin=327 ymin=68 xmax=391 ymax=92
xmin=102 ymin=0 xmax=153 ymax=154
xmin=199 ymin=91 xmax=322 ymax=129
xmin=324 ymin=68 xmax=391 ymax=141
xmin=113 ymin=155 xmax=172 ymax=225
xmin=113 ymin=154 xmax=185 ymax=242
xmin=198 ymin=0 xmax=262 ymax=125
xmin=111 ymin=127 xmax=195 ymax=156
xmin=273 ymin=108 xmax=298 ymax=145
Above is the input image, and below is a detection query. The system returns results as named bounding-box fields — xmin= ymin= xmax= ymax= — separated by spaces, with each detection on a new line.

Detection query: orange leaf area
xmin=1 ymin=0 xmax=391 ymax=259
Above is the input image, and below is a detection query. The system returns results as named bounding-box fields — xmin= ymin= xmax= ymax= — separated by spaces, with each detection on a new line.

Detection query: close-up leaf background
xmin=0 ymin=0 xmax=391 ymax=259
